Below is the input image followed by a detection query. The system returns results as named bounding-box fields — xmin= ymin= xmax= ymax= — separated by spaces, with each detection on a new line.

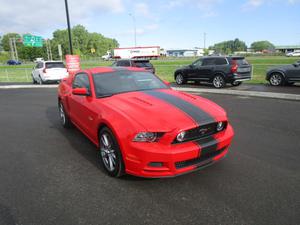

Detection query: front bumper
xmin=124 ymin=124 xmax=234 ymax=178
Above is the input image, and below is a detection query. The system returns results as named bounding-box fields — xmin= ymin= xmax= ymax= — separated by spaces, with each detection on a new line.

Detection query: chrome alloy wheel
xmin=100 ymin=133 xmax=117 ymax=172
xmin=59 ymin=103 xmax=66 ymax=125
xmin=213 ymin=75 xmax=225 ymax=88
xmin=270 ymin=74 xmax=282 ymax=86
xmin=176 ymin=74 xmax=184 ymax=85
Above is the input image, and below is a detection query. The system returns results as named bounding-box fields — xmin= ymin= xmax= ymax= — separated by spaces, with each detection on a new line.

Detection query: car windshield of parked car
xmin=93 ymin=71 xmax=168 ymax=97
xmin=134 ymin=61 xmax=153 ymax=68
xmin=46 ymin=62 xmax=65 ymax=69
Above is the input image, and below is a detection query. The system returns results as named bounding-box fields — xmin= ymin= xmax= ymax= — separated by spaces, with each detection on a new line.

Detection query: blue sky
xmin=1 ymin=0 xmax=300 ymax=48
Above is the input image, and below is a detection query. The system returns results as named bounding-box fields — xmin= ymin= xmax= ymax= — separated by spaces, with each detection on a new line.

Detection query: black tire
xmin=98 ymin=127 xmax=125 ymax=177
xmin=32 ymin=74 xmax=37 ymax=84
xmin=175 ymin=73 xmax=186 ymax=85
xmin=39 ymin=76 xmax=44 ymax=85
xmin=212 ymin=75 xmax=226 ymax=88
xmin=269 ymin=73 xmax=284 ymax=86
xmin=58 ymin=102 xmax=72 ymax=128
xmin=231 ymin=81 xmax=242 ymax=86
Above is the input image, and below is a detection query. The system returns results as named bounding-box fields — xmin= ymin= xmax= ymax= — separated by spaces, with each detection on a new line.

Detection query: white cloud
xmin=134 ymin=2 xmax=151 ymax=18
xmin=242 ymin=0 xmax=300 ymax=10
xmin=0 ymin=0 xmax=124 ymax=35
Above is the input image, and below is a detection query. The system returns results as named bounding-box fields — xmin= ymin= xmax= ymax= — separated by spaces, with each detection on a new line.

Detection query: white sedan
xmin=32 ymin=61 xmax=69 ymax=84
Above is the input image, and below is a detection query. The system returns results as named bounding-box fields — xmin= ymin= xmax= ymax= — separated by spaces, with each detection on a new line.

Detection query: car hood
xmin=101 ymin=89 xmax=227 ymax=132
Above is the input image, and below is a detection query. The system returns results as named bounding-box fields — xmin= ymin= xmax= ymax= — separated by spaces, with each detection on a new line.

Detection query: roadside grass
xmin=0 ymin=56 xmax=299 ymax=83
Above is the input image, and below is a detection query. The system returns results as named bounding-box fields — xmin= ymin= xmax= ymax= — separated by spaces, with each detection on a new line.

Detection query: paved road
xmin=171 ymin=83 xmax=300 ymax=95
xmin=0 ymin=89 xmax=299 ymax=225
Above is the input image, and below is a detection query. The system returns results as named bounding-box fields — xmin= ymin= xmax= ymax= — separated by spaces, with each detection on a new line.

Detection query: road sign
xmin=23 ymin=35 xmax=43 ymax=47
xmin=65 ymin=55 xmax=81 ymax=75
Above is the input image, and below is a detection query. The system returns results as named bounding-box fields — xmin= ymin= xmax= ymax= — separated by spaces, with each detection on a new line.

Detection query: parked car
xmin=7 ymin=60 xmax=21 ymax=65
xmin=266 ymin=61 xmax=300 ymax=86
xmin=58 ymin=67 xmax=234 ymax=178
xmin=34 ymin=57 xmax=44 ymax=63
xmin=286 ymin=50 xmax=300 ymax=57
xmin=32 ymin=61 xmax=69 ymax=84
xmin=174 ymin=56 xmax=252 ymax=88
xmin=112 ymin=59 xmax=155 ymax=73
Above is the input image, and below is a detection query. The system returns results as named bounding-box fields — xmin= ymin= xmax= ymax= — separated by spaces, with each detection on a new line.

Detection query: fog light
xmin=216 ymin=122 xmax=225 ymax=131
xmin=176 ymin=131 xmax=186 ymax=142
xmin=148 ymin=162 xmax=163 ymax=167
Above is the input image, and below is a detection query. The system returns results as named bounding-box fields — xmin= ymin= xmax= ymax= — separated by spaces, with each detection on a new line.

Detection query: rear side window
xmin=73 ymin=73 xmax=90 ymax=91
xmin=46 ymin=62 xmax=65 ymax=69
xmin=133 ymin=61 xmax=153 ymax=68
xmin=202 ymin=58 xmax=215 ymax=66
xmin=117 ymin=61 xmax=130 ymax=67
xmin=215 ymin=58 xmax=227 ymax=65
xmin=230 ymin=58 xmax=249 ymax=66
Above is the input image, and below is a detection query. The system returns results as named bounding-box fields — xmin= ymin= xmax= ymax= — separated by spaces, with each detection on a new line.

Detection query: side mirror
xmin=72 ymin=88 xmax=90 ymax=96
xmin=163 ymin=80 xmax=170 ymax=86
xmin=293 ymin=63 xmax=299 ymax=67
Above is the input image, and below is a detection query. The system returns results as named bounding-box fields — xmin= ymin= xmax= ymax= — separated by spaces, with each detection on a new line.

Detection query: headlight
xmin=133 ymin=132 xmax=159 ymax=142
xmin=176 ymin=131 xmax=186 ymax=142
xmin=216 ymin=121 xmax=225 ymax=131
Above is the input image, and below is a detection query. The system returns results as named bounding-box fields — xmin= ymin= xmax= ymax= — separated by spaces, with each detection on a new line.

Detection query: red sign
xmin=65 ymin=55 xmax=81 ymax=75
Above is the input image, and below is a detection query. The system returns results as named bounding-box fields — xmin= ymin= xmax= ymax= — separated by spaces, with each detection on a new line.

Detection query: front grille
xmin=175 ymin=146 xmax=227 ymax=169
xmin=172 ymin=122 xmax=227 ymax=144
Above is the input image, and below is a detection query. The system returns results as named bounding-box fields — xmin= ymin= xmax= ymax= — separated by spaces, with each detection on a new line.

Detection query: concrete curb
xmin=0 ymin=85 xmax=58 ymax=89
xmin=172 ymin=87 xmax=300 ymax=101
xmin=0 ymin=84 xmax=299 ymax=101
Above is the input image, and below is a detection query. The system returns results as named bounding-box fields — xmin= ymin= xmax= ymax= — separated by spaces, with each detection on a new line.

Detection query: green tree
xmin=211 ymin=38 xmax=247 ymax=54
xmin=250 ymin=41 xmax=275 ymax=52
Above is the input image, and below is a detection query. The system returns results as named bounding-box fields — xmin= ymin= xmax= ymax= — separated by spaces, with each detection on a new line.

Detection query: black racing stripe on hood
xmin=143 ymin=90 xmax=215 ymax=125
xmin=196 ymin=136 xmax=218 ymax=155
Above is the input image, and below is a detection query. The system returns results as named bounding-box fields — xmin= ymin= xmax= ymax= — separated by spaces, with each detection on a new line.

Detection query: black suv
xmin=174 ymin=56 xmax=252 ymax=88
xmin=266 ymin=61 xmax=300 ymax=86
xmin=112 ymin=59 xmax=155 ymax=74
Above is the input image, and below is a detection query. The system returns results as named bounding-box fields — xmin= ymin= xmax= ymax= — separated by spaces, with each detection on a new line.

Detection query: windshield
xmin=46 ymin=62 xmax=65 ymax=69
xmin=93 ymin=71 xmax=168 ymax=97
xmin=134 ymin=61 xmax=153 ymax=68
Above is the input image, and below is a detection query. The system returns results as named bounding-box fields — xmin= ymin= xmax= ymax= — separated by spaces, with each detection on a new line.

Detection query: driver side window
xmin=73 ymin=73 xmax=90 ymax=92
xmin=192 ymin=59 xmax=203 ymax=67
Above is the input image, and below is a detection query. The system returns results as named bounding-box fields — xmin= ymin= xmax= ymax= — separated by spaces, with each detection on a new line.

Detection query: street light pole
xmin=129 ymin=13 xmax=137 ymax=47
xmin=203 ymin=32 xmax=206 ymax=49
xmin=64 ymin=0 xmax=73 ymax=55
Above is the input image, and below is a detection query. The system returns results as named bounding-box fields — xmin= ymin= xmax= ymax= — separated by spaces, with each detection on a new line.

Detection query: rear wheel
xmin=212 ymin=75 xmax=225 ymax=88
xmin=98 ymin=127 xmax=125 ymax=177
xmin=175 ymin=73 xmax=186 ymax=85
xmin=231 ymin=81 xmax=242 ymax=86
xmin=269 ymin=73 xmax=284 ymax=86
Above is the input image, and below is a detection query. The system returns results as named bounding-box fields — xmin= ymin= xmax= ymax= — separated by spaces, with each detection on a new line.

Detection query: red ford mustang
xmin=58 ymin=67 xmax=234 ymax=178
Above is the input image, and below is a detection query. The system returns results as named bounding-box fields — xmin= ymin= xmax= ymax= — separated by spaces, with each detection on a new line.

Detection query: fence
xmin=0 ymin=68 xmax=32 ymax=82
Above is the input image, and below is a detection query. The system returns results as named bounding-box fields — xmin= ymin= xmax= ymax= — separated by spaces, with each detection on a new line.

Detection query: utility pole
xmin=13 ymin=38 xmax=18 ymax=61
xmin=129 ymin=13 xmax=137 ymax=47
xmin=64 ymin=0 xmax=73 ymax=54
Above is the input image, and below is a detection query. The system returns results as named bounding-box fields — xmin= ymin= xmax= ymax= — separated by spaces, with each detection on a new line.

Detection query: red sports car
xmin=58 ymin=67 xmax=234 ymax=178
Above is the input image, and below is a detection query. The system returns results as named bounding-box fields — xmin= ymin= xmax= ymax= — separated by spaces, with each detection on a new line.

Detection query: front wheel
xmin=58 ymin=102 xmax=72 ymax=128
xmin=231 ymin=81 xmax=242 ymax=86
xmin=269 ymin=73 xmax=284 ymax=86
xmin=175 ymin=73 xmax=186 ymax=85
xmin=212 ymin=75 xmax=226 ymax=88
xmin=99 ymin=127 xmax=125 ymax=177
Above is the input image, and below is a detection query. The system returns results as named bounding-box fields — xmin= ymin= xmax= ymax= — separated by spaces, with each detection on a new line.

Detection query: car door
xmin=187 ymin=59 xmax=203 ymax=79
xmin=196 ymin=58 xmax=215 ymax=80
xmin=288 ymin=63 xmax=300 ymax=82
xmin=33 ymin=62 xmax=43 ymax=79
xmin=69 ymin=73 xmax=97 ymax=138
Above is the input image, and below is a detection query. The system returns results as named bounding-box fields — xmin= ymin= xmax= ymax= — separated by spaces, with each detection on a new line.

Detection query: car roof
xmin=44 ymin=61 xmax=64 ymax=63
xmin=115 ymin=59 xmax=150 ymax=62
xmin=85 ymin=67 xmax=146 ymax=74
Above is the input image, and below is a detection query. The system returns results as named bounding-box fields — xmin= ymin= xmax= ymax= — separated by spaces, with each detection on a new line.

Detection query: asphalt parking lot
xmin=0 ymin=88 xmax=299 ymax=225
